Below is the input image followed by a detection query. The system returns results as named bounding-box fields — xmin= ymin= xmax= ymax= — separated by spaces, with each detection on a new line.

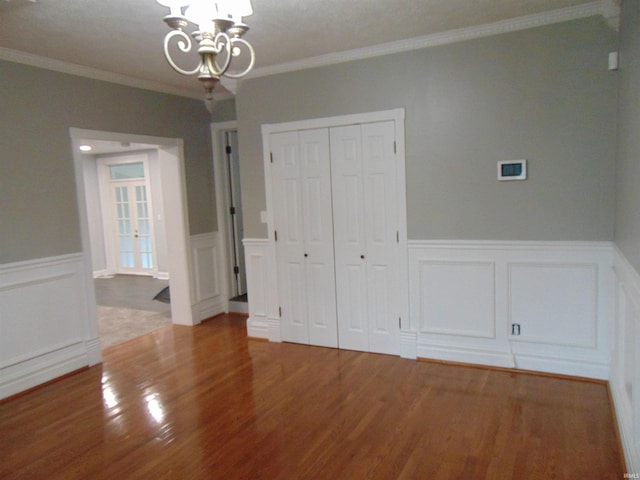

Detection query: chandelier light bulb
xmin=156 ymin=0 xmax=189 ymax=18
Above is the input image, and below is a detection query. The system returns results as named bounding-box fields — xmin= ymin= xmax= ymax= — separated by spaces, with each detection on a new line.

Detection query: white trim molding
xmin=408 ymin=240 xmax=613 ymax=379
xmin=190 ymin=232 xmax=225 ymax=322
xmin=211 ymin=120 xmax=238 ymax=311
xmin=250 ymin=2 xmax=610 ymax=79
xmin=610 ymin=246 xmax=640 ymax=472
xmin=242 ymin=238 xmax=280 ymax=341
xmin=261 ymin=108 xmax=409 ymax=353
xmin=71 ymin=128 xmax=197 ymax=327
xmin=0 ymin=3 xmax=616 ymax=98
xmin=0 ymin=254 xmax=100 ymax=400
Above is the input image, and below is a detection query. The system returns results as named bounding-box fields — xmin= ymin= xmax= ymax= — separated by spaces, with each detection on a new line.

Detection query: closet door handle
xmin=360 ymin=255 xmax=365 ymax=259
xmin=304 ymin=253 xmax=308 ymax=258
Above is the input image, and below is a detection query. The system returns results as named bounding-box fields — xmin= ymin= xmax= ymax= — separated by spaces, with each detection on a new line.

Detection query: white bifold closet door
xmin=271 ymin=128 xmax=338 ymax=348
xmin=330 ymin=121 xmax=399 ymax=355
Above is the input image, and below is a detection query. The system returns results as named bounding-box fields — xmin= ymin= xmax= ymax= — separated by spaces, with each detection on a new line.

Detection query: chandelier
xmin=156 ymin=0 xmax=256 ymax=111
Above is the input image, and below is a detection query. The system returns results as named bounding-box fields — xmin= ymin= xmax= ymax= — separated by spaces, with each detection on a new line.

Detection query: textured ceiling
xmin=0 ymin=0 xmax=607 ymax=99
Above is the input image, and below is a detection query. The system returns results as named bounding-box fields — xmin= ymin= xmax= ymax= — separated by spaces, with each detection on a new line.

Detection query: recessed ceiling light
xmin=79 ymin=145 xmax=92 ymax=152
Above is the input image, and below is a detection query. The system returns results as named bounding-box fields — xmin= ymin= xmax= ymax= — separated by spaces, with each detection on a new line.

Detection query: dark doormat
xmin=153 ymin=286 xmax=171 ymax=304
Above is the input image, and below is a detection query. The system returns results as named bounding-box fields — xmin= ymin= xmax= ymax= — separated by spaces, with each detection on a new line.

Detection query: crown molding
xmin=601 ymin=0 xmax=621 ymax=30
xmin=250 ymin=1 xmax=607 ymax=79
xmin=0 ymin=47 xmax=236 ymax=101
xmin=0 ymin=1 xmax=616 ymax=96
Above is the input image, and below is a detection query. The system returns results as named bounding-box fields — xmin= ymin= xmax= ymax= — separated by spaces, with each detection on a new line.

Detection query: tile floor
xmin=94 ymin=275 xmax=171 ymax=349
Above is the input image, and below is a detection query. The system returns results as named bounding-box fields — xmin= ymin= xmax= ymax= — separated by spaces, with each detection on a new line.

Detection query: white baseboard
xmin=417 ymin=342 xmax=515 ymax=368
xmin=93 ymin=269 xmax=112 ymax=279
xmin=0 ymin=341 xmax=88 ymax=399
xmin=193 ymin=297 xmax=226 ymax=322
xmin=514 ymin=352 xmax=609 ymax=379
xmin=229 ymin=300 xmax=249 ymax=314
xmin=399 ymin=331 xmax=418 ymax=359
xmin=246 ymin=317 xmax=269 ymax=339
xmin=155 ymin=271 xmax=170 ymax=280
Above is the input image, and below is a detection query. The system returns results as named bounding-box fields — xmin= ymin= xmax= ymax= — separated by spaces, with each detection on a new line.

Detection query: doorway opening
xmin=71 ymin=129 xmax=196 ymax=351
xmin=212 ymin=121 xmax=248 ymax=314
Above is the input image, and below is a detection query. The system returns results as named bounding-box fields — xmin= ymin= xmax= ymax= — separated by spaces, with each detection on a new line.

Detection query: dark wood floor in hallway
xmin=0 ymin=314 xmax=624 ymax=479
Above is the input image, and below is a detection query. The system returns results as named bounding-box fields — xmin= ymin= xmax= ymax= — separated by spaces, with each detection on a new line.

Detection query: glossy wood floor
xmin=0 ymin=314 xmax=623 ymax=479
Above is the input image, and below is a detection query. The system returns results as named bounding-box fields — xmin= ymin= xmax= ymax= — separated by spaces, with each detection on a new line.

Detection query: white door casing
xmin=259 ymin=109 xmax=408 ymax=356
xmin=225 ymin=130 xmax=247 ymax=297
xmin=271 ymin=129 xmax=338 ymax=348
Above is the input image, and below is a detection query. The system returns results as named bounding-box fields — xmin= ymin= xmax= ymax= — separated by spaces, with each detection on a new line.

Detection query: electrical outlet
xmin=511 ymin=323 xmax=521 ymax=336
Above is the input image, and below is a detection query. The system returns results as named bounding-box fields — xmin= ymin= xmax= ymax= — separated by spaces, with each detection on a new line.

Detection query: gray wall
xmin=237 ymin=17 xmax=618 ymax=241
xmin=0 ymin=60 xmax=235 ymax=264
xmin=614 ymin=0 xmax=640 ymax=272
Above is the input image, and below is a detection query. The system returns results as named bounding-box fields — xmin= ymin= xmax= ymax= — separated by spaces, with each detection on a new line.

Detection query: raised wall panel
xmin=409 ymin=240 xmax=612 ymax=378
xmin=418 ymin=261 xmax=496 ymax=339
xmin=243 ymin=239 xmax=278 ymax=340
xmin=190 ymin=232 xmax=224 ymax=321
xmin=0 ymin=254 xmax=98 ymax=400
xmin=508 ymin=263 xmax=597 ymax=347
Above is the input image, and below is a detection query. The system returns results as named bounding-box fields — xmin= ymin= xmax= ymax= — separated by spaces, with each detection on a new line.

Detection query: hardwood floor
xmin=0 ymin=314 xmax=623 ymax=479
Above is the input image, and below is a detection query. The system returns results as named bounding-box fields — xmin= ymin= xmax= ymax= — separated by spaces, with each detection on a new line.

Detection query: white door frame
xmin=71 ymin=128 xmax=196 ymax=328
xmin=211 ymin=120 xmax=239 ymax=312
xmin=261 ymin=108 xmax=409 ymax=351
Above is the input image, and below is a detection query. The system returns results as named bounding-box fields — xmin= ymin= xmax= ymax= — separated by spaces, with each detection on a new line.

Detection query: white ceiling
xmin=0 ymin=0 xmax=616 ymax=101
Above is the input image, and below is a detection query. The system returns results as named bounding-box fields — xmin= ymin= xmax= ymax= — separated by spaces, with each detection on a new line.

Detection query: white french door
xmin=111 ymin=181 xmax=155 ymax=274
xmin=271 ymin=128 xmax=338 ymax=348
xmin=330 ymin=121 xmax=400 ymax=355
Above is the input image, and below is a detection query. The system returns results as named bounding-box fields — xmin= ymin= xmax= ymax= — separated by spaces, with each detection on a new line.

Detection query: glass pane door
xmin=135 ymin=184 xmax=153 ymax=269
xmin=112 ymin=181 xmax=154 ymax=273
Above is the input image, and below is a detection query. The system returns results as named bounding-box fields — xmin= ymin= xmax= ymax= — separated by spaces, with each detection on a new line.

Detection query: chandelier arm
xmin=221 ymin=38 xmax=256 ymax=79
xmin=207 ymin=31 xmax=233 ymax=75
xmin=163 ymin=30 xmax=202 ymax=76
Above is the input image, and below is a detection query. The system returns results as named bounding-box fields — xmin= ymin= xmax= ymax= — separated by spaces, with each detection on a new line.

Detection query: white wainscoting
xmin=610 ymin=247 xmax=640 ymax=472
xmin=242 ymin=239 xmax=280 ymax=341
xmin=190 ymin=232 xmax=225 ymax=322
xmin=408 ymin=241 xmax=613 ymax=379
xmin=0 ymin=254 xmax=100 ymax=400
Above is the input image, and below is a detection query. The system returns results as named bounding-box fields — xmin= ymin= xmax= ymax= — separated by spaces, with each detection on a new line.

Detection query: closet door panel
xmin=300 ymin=129 xmax=338 ymax=347
xmin=330 ymin=125 xmax=369 ymax=352
xmin=271 ymin=131 xmax=309 ymax=344
xmin=362 ymin=121 xmax=399 ymax=355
